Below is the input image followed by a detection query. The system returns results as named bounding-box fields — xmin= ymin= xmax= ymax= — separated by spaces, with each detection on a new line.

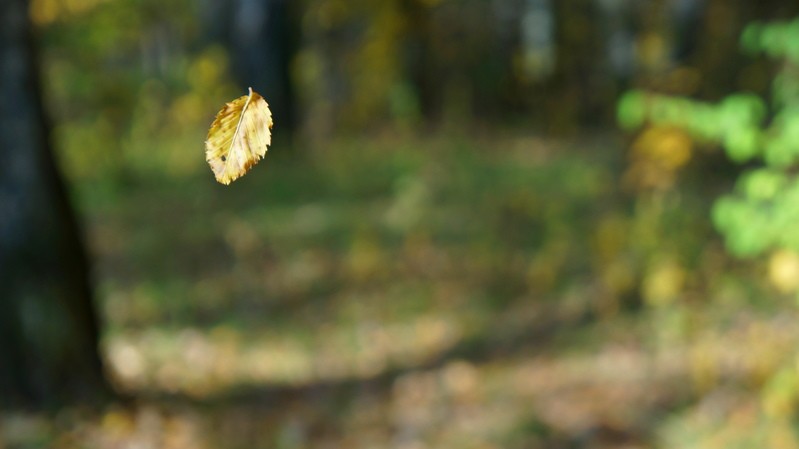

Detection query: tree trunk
xmin=206 ymin=0 xmax=298 ymax=139
xmin=0 ymin=0 xmax=110 ymax=409
xmin=547 ymin=0 xmax=615 ymax=131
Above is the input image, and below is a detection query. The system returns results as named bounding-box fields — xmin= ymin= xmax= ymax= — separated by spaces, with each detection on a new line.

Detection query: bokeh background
xmin=4 ymin=0 xmax=799 ymax=448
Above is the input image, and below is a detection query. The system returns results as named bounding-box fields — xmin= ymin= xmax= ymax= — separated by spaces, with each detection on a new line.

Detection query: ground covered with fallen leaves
xmin=3 ymin=133 xmax=798 ymax=449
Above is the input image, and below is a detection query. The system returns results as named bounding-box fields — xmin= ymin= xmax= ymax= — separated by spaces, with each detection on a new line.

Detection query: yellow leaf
xmin=205 ymin=87 xmax=273 ymax=185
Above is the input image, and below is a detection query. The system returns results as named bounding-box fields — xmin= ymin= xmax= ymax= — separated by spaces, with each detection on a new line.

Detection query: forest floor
xmin=2 ymin=132 xmax=793 ymax=449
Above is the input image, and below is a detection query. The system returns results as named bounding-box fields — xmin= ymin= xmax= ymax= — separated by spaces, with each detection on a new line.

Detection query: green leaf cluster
xmin=618 ymin=18 xmax=799 ymax=257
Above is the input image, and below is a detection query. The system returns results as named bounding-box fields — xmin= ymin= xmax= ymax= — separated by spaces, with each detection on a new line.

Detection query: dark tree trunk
xmin=0 ymin=0 xmax=110 ymax=408
xmin=547 ymin=0 xmax=614 ymax=131
xmin=399 ymin=0 xmax=436 ymax=121
xmin=204 ymin=0 xmax=299 ymax=139
xmin=399 ymin=0 xmax=525 ymax=124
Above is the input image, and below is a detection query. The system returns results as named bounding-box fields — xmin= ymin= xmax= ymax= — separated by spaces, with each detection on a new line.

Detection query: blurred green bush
xmin=619 ymin=17 xmax=799 ymax=259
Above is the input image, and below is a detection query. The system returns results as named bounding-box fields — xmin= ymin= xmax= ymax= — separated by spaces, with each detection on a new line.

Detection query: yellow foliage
xmin=625 ymin=126 xmax=693 ymax=190
xmin=205 ymin=88 xmax=273 ymax=185
xmin=189 ymin=47 xmax=229 ymax=92
xmin=30 ymin=0 xmax=110 ymax=25
xmin=768 ymin=250 xmax=799 ymax=294
xmin=636 ymin=32 xmax=669 ymax=72
xmin=170 ymin=93 xmax=204 ymax=127
xmin=642 ymin=257 xmax=686 ymax=306
xmin=349 ymin=2 xmax=404 ymax=125
xmin=592 ymin=214 xmax=629 ymax=264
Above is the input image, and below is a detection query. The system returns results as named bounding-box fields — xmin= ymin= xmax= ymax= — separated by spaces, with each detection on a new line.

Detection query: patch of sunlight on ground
xmin=105 ymin=315 xmax=461 ymax=396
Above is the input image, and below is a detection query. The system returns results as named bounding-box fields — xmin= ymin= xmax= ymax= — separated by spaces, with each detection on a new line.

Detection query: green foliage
xmin=619 ymin=17 xmax=799 ymax=258
xmin=620 ymin=17 xmax=799 ymax=449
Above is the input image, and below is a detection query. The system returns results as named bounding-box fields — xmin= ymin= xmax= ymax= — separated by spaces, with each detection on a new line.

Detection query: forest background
xmin=4 ymin=0 xmax=799 ymax=448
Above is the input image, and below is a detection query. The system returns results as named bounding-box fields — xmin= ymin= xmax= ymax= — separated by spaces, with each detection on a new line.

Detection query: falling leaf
xmin=205 ymin=87 xmax=273 ymax=185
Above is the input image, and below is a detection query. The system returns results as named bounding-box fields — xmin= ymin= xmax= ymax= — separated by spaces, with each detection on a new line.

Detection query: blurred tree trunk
xmin=399 ymin=0 xmax=436 ymax=120
xmin=204 ymin=0 xmax=299 ymax=139
xmin=548 ymin=0 xmax=615 ymax=131
xmin=0 ymin=0 xmax=110 ymax=408
xmin=399 ymin=0 xmax=524 ymax=124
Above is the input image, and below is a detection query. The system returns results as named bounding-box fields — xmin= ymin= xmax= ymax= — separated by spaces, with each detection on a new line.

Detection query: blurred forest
xmin=5 ymin=0 xmax=799 ymax=448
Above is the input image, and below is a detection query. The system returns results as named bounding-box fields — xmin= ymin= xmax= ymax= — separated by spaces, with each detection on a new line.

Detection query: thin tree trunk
xmin=227 ymin=0 xmax=298 ymax=139
xmin=548 ymin=0 xmax=613 ymax=131
xmin=0 ymin=0 xmax=110 ymax=408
